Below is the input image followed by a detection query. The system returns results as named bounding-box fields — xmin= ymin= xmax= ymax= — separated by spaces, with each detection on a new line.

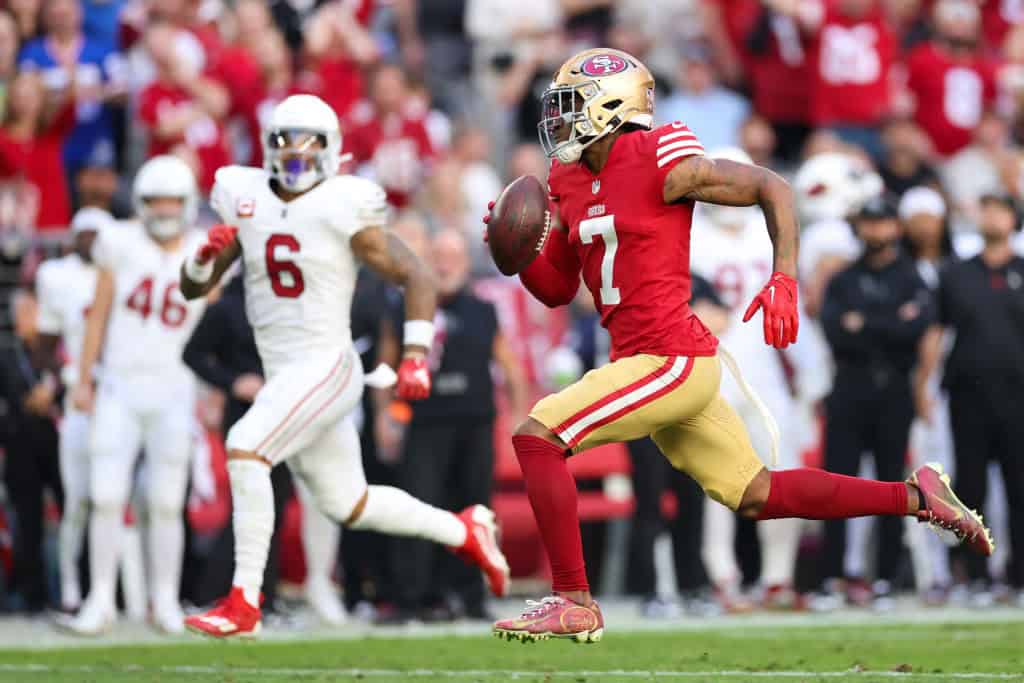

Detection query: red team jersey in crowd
xmin=547 ymin=123 xmax=718 ymax=361
xmin=137 ymin=81 xmax=232 ymax=193
xmin=714 ymin=0 xmax=811 ymax=123
xmin=808 ymin=3 xmax=896 ymax=125
xmin=907 ymin=41 xmax=998 ymax=156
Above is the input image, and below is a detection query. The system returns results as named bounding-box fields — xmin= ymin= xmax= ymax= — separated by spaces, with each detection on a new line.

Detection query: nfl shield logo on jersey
xmin=236 ymin=198 xmax=255 ymax=218
xmin=592 ymin=179 xmax=601 ymax=195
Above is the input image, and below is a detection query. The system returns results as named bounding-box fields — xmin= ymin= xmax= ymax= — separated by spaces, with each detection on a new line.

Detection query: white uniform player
xmin=181 ymin=95 xmax=508 ymax=638
xmin=35 ymin=208 xmax=112 ymax=611
xmin=691 ymin=147 xmax=805 ymax=608
xmin=63 ymin=156 xmax=207 ymax=635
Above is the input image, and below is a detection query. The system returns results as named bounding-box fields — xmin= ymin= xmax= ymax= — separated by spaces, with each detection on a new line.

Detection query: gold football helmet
xmin=538 ymin=48 xmax=655 ymax=164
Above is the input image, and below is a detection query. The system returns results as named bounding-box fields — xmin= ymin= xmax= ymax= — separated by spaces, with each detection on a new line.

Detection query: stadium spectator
xmin=941 ymin=111 xmax=1023 ymax=234
xmin=236 ymin=29 xmax=304 ymax=167
xmin=0 ymin=12 xmax=20 ymax=121
xmin=136 ymin=21 xmax=230 ymax=193
xmin=878 ymin=118 xmax=941 ymax=198
xmin=0 ymin=290 xmax=61 ymax=613
xmin=81 ymin=0 xmax=126 ymax=49
xmin=8 ymin=0 xmax=41 ymax=43
xmin=905 ymin=1 xmax=997 ymax=158
xmin=820 ymin=195 xmax=934 ymax=603
xmin=390 ymin=228 xmax=528 ymax=622
xmin=657 ymin=42 xmax=750 ymax=152
xmin=392 ymin=0 xmax=472 ymax=119
xmin=498 ymin=30 xmax=573 ymax=148
xmin=345 ymin=64 xmax=433 ymax=208
xmin=924 ymin=193 xmax=1024 ymax=597
xmin=18 ymin=0 xmax=125 ymax=184
xmin=772 ymin=0 xmax=897 ymax=159
xmin=0 ymin=70 xmax=76 ymax=231
xmin=738 ymin=114 xmax=779 ymax=167
xmin=305 ymin=0 xmax=377 ymax=123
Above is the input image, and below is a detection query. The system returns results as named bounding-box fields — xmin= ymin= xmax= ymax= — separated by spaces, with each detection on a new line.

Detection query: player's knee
xmin=512 ymin=417 xmax=566 ymax=449
xmin=737 ymin=467 xmax=771 ymax=518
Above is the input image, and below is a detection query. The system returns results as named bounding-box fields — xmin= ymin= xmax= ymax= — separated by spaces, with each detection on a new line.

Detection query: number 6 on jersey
xmin=579 ymin=215 xmax=620 ymax=306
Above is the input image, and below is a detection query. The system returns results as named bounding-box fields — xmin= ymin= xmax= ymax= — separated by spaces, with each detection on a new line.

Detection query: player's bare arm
xmin=664 ymin=156 xmax=800 ymax=348
xmin=351 ymin=225 xmax=437 ymax=400
xmin=663 ymin=156 xmax=798 ymax=277
xmin=72 ymin=269 xmax=114 ymax=412
xmin=180 ymin=227 xmax=241 ymax=300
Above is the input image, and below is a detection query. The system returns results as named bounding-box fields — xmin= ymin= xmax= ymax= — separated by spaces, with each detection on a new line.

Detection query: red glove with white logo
xmin=743 ymin=271 xmax=799 ymax=349
xmin=196 ymin=225 xmax=238 ymax=264
xmin=396 ymin=355 xmax=431 ymax=400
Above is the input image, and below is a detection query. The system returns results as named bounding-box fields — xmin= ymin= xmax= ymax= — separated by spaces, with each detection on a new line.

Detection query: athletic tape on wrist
xmin=403 ymin=319 xmax=435 ymax=350
xmin=185 ymin=252 xmax=214 ymax=282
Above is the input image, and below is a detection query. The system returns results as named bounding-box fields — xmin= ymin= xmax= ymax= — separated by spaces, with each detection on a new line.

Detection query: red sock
xmin=512 ymin=435 xmax=589 ymax=593
xmin=757 ymin=468 xmax=908 ymax=520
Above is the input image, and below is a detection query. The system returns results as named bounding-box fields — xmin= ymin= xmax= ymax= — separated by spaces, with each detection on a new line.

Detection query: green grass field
xmin=0 ymin=621 xmax=1022 ymax=683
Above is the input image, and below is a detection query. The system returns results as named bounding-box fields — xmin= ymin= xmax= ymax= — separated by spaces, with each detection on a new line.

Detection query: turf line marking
xmin=0 ymin=665 xmax=1020 ymax=679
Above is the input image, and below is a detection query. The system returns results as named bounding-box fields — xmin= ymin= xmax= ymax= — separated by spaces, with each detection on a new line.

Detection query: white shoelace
xmin=520 ymin=597 xmax=564 ymax=618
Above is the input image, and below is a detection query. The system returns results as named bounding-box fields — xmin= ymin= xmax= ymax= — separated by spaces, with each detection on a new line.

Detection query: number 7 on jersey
xmin=579 ymin=215 xmax=621 ymax=306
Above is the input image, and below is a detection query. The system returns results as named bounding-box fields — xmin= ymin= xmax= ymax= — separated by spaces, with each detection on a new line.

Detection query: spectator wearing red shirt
xmin=345 ymin=64 xmax=435 ymax=208
xmin=304 ymin=1 xmax=377 ymax=124
xmin=907 ymin=1 xmax=998 ymax=158
xmin=0 ymin=70 xmax=76 ymax=231
xmin=773 ymin=0 xmax=897 ymax=159
xmin=240 ymin=29 xmax=309 ymax=168
xmin=980 ymin=0 xmax=1024 ymax=52
xmin=136 ymin=21 xmax=230 ymax=193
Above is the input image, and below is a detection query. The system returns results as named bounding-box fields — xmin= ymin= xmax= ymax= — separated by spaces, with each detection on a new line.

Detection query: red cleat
xmin=453 ymin=505 xmax=510 ymax=598
xmin=493 ymin=596 xmax=604 ymax=643
xmin=184 ymin=587 xmax=262 ymax=639
xmin=908 ymin=463 xmax=995 ymax=556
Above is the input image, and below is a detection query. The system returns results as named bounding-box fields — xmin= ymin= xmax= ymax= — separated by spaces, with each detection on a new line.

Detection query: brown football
xmin=486 ymin=174 xmax=550 ymax=276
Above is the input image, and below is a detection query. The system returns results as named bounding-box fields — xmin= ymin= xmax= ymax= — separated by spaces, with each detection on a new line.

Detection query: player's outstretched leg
xmin=741 ymin=464 xmax=994 ymax=556
xmin=184 ymin=452 xmax=272 ymax=639
xmin=492 ymin=419 xmax=604 ymax=644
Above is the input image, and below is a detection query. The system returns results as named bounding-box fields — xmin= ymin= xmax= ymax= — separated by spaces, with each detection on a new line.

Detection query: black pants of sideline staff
xmin=949 ymin=382 xmax=1024 ymax=587
xmin=823 ymin=376 xmax=914 ymax=583
xmin=3 ymin=415 xmax=62 ymax=612
xmin=626 ymin=437 xmax=707 ymax=597
xmin=392 ymin=418 xmax=494 ymax=616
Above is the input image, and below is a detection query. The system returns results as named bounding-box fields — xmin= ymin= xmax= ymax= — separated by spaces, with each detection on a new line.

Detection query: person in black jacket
xmin=389 ymin=228 xmax=529 ymax=621
xmin=919 ymin=194 xmax=1024 ymax=595
xmin=0 ymin=291 xmax=61 ymax=613
xmin=820 ymin=195 xmax=935 ymax=599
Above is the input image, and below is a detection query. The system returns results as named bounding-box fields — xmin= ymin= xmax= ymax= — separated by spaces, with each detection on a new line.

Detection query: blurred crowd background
xmin=0 ymin=0 xmax=1022 ymax=627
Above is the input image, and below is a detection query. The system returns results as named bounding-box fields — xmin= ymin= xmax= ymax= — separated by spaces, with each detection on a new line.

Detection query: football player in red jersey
xmin=489 ymin=48 xmax=995 ymax=644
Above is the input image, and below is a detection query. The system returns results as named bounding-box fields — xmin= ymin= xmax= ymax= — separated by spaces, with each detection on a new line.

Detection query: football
xmin=486 ymin=174 xmax=551 ymax=276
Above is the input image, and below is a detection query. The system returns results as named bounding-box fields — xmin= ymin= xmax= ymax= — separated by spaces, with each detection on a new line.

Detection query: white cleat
xmin=151 ymin=600 xmax=186 ymax=635
xmin=56 ymin=597 xmax=115 ymax=636
xmin=307 ymin=578 xmax=348 ymax=626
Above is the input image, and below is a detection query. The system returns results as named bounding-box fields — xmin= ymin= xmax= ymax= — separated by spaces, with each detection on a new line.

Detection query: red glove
xmin=481 ymin=200 xmax=495 ymax=243
xmin=196 ymin=225 xmax=238 ymax=264
xmin=396 ymin=355 xmax=431 ymax=400
xmin=742 ymin=271 xmax=799 ymax=349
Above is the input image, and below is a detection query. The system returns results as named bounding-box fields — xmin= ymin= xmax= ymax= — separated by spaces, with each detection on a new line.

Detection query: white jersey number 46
xmin=579 ymin=215 xmax=621 ymax=306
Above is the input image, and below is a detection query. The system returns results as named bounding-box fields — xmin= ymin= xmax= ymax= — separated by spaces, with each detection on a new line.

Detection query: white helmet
xmin=263 ymin=94 xmax=342 ymax=193
xmin=703 ymin=147 xmax=758 ymax=229
xmin=132 ymin=155 xmax=198 ymax=241
xmin=793 ymin=153 xmax=883 ymax=224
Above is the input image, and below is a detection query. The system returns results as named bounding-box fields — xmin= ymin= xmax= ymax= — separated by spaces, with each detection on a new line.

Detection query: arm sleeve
xmin=181 ymin=302 xmax=239 ymax=392
xmin=90 ymin=225 xmax=121 ymax=270
xmin=209 ymin=168 xmax=235 ymax=223
xmin=518 ymin=225 xmax=581 ymax=309
xmin=35 ymin=266 xmax=62 ymax=335
xmin=332 ymin=178 xmax=388 ymax=237
xmin=650 ymin=122 xmax=706 ymax=192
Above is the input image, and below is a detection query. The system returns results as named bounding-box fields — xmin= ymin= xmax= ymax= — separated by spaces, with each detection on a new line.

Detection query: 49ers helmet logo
xmin=579 ymin=54 xmax=627 ymax=77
